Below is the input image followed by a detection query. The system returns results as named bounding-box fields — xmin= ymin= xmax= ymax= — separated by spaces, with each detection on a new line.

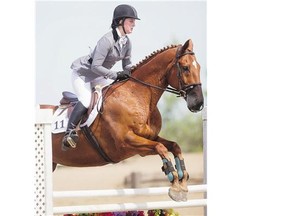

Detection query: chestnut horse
xmin=44 ymin=39 xmax=204 ymax=201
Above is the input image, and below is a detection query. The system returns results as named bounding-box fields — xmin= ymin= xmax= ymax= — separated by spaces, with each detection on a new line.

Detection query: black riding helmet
xmin=113 ymin=4 xmax=140 ymax=21
xmin=111 ymin=4 xmax=140 ymax=33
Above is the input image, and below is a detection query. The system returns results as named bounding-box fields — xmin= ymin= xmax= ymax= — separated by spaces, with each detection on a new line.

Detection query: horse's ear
xmin=181 ymin=39 xmax=193 ymax=52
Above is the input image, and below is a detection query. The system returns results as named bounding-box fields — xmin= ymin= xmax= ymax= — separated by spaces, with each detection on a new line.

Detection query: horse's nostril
xmin=198 ymin=104 xmax=204 ymax=111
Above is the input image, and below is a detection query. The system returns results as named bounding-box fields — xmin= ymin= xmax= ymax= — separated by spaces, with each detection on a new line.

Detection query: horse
xmin=41 ymin=39 xmax=204 ymax=202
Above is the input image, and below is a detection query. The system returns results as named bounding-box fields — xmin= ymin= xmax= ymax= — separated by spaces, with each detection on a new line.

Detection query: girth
xmin=81 ymin=125 xmax=115 ymax=163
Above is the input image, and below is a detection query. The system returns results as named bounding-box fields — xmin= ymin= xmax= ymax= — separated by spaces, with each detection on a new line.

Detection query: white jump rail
xmin=53 ymin=184 xmax=207 ymax=198
xmin=54 ymin=199 xmax=207 ymax=215
xmin=34 ymin=107 xmax=207 ymax=216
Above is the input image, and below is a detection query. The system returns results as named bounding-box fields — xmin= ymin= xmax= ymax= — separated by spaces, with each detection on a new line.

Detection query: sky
xmin=35 ymin=0 xmax=207 ymax=105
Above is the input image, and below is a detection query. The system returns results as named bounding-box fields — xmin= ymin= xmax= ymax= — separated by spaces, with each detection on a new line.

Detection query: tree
xmin=158 ymin=93 xmax=204 ymax=152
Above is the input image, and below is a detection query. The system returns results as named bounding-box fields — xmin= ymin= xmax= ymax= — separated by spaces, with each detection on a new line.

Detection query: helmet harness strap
xmin=121 ymin=17 xmax=127 ymax=35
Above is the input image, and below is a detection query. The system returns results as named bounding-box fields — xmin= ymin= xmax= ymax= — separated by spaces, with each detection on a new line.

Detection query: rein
xmin=129 ymin=76 xmax=181 ymax=96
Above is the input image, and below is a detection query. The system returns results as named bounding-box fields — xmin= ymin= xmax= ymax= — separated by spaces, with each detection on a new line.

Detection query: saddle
xmin=59 ymin=90 xmax=99 ymax=121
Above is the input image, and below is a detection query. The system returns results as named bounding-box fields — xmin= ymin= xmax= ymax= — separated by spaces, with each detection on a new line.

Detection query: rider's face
xmin=123 ymin=18 xmax=136 ymax=34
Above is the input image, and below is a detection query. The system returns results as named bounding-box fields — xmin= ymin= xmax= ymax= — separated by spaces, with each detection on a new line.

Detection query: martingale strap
xmin=81 ymin=125 xmax=115 ymax=163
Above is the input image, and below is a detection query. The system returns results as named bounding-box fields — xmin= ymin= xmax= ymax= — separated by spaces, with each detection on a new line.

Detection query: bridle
xmin=173 ymin=46 xmax=202 ymax=98
xmin=128 ymin=45 xmax=202 ymax=98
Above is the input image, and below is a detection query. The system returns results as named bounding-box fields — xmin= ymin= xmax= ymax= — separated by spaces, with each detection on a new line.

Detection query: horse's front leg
xmin=124 ymin=132 xmax=182 ymax=201
xmin=155 ymin=136 xmax=189 ymax=201
xmin=155 ymin=144 xmax=183 ymax=201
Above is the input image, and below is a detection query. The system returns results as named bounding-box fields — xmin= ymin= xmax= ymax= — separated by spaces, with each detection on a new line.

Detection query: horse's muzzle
xmin=185 ymin=85 xmax=204 ymax=112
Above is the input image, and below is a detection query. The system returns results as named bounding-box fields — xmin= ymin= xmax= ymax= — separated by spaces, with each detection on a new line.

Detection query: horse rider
xmin=62 ymin=4 xmax=140 ymax=150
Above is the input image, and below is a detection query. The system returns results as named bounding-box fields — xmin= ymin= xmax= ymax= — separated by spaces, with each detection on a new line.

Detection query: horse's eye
xmin=182 ymin=66 xmax=189 ymax=71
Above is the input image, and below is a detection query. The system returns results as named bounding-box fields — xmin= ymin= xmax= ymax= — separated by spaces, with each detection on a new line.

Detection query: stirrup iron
xmin=66 ymin=136 xmax=77 ymax=148
xmin=64 ymin=130 xmax=78 ymax=148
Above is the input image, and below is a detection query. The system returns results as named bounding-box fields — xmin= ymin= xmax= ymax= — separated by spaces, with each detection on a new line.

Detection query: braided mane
xmin=131 ymin=44 xmax=179 ymax=72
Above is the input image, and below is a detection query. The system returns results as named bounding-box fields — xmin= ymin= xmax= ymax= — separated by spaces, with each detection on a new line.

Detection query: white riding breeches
xmin=71 ymin=70 xmax=113 ymax=108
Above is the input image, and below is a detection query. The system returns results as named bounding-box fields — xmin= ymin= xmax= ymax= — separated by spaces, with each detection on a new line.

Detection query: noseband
xmin=127 ymin=46 xmax=201 ymax=97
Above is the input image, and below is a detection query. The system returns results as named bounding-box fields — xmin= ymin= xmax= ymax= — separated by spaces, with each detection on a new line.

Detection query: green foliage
xmin=158 ymin=93 xmax=203 ymax=152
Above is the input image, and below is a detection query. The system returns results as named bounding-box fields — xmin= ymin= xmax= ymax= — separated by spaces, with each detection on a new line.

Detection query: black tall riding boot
xmin=62 ymin=101 xmax=88 ymax=151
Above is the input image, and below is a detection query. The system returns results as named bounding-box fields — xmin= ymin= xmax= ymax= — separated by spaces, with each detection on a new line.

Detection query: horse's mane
xmin=131 ymin=44 xmax=179 ymax=72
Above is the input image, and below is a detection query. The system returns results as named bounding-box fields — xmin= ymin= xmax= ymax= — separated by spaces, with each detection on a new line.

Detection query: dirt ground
xmin=53 ymin=152 xmax=205 ymax=216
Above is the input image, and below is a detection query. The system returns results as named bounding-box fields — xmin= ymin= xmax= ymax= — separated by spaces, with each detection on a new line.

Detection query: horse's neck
xmin=132 ymin=49 xmax=176 ymax=103
xmin=133 ymin=49 xmax=175 ymax=85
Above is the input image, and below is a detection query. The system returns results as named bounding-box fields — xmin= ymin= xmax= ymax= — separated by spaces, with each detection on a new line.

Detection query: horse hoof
xmin=168 ymin=187 xmax=182 ymax=202
xmin=180 ymin=191 xmax=188 ymax=201
xmin=178 ymin=184 xmax=188 ymax=201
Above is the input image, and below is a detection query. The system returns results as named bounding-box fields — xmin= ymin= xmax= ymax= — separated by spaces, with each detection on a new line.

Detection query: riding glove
xmin=116 ymin=70 xmax=131 ymax=81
